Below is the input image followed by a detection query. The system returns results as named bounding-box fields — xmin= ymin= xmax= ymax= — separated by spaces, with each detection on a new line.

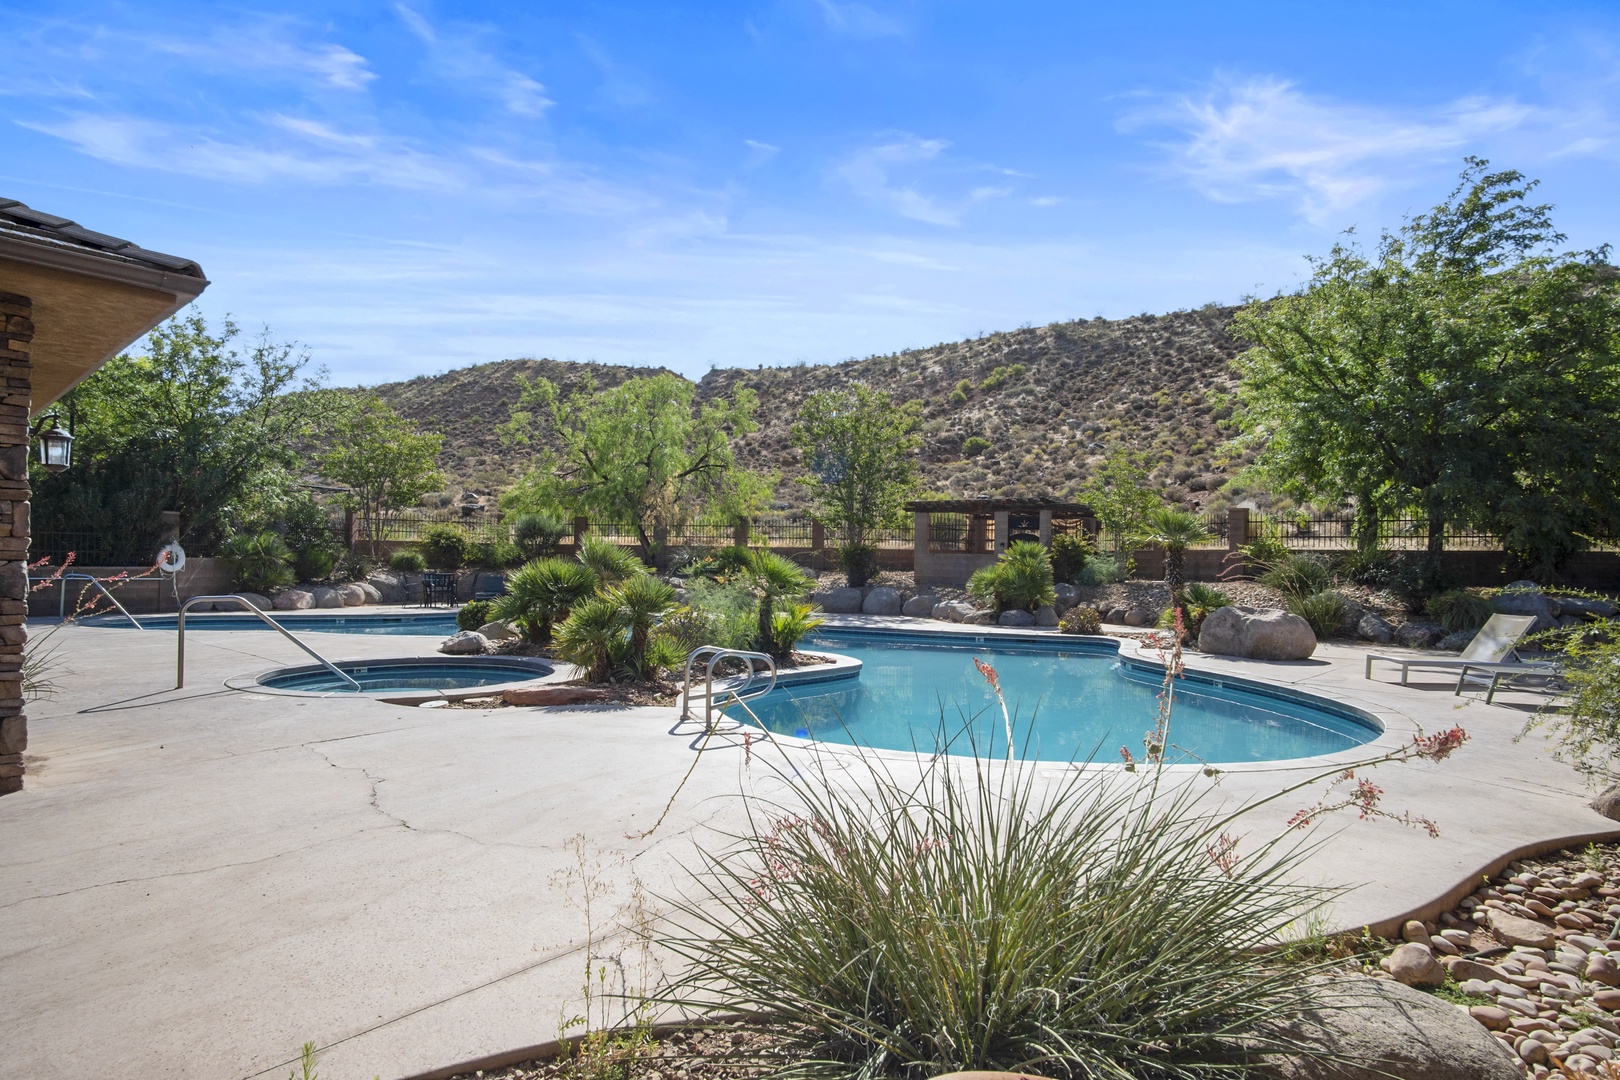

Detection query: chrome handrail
xmin=30 ymin=572 xmax=147 ymax=629
xmin=679 ymin=646 xmax=777 ymax=731
xmin=177 ymin=595 xmax=361 ymax=691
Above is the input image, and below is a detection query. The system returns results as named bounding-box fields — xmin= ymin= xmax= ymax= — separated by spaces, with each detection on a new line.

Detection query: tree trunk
xmin=757 ymin=596 xmax=774 ymax=657
xmin=1426 ymin=507 xmax=1446 ymax=561
xmin=1354 ymin=492 xmax=1380 ymax=556
xmin=1165 ymin=547 xmax=1186 ymax=592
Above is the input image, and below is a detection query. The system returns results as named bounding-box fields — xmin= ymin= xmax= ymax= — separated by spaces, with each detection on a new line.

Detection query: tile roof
xmin=0 ymin=198 xmax=205 ymax=278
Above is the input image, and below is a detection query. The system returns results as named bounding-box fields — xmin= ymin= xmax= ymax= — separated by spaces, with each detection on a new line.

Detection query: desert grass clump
xmin=657 ymin=740 xmax=1343 ymax=1080
xmin=1287 ymin=591 xmax=1349 ymax=639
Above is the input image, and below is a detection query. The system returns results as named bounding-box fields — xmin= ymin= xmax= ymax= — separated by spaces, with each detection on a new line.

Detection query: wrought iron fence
xmin=360 ymin=509 xmax=510 ymax=544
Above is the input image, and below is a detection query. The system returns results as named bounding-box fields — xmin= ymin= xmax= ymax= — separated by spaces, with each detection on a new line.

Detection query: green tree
xmin=33 ymin=312 xmax=332 ymax=561
xmin=1140 ymin=507 xmax=1212 ymax=591
xmin=503 ymin=372 xmax=762 ymax=554
xmin=319 ymin=397 xmax=444 ymax=550
xmin=1079 ymin=445 xmax=1160 ymax=561
xmin=1234 ymin=159 xmax=1620 ymax=576
xmin=740 ymin=549 xmax=814 ymax=661
xmin=791 ymin=385 xmax=921 ymax=587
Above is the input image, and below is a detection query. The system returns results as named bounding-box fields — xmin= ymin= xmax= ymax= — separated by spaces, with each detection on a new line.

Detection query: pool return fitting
xmin=175 ymin=595 xmax=361 ymax=691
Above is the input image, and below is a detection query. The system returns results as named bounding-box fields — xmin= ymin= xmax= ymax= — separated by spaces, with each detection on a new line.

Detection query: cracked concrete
xmin=2 ymin=615 xmax=1616 ymax=1080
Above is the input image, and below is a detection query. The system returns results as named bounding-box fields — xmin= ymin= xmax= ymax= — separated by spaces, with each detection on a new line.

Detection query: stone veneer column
xmin=0 ymin=291 xmax=30 ymax=795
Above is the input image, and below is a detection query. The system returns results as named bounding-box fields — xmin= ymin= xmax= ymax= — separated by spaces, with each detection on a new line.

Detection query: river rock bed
xmin=1373 ymin=844 xmax=1620 ymax=1077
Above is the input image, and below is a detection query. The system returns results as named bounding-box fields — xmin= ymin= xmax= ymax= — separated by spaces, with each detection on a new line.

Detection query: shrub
xmin=1176 ymin=582 xmax=1232 ymax=638
xmin=1079 ymin=554 xmax=1128 ymax=585
xmin=657 ymin=742 xmax=1339 ymax=1079
xmin=1059 ymin=605 xmax=1102 ymax=634
xmin=1528 ymin=631 xmax=1620 ymax=784
xmin=334 ymin=551 xmax=374 ymax=582
xmin=839 ymin=543 xmax=880 ymax=588
xmin=947 ymin=388 xmax=968 ymax=407
xmin=1287 ymin=590 xmax=1349 ymax=638
xmin=389 ymin=549 xmax=427 ymax=573
xmin=653 ymin=605 xmax=722 ymax=660
xmin=1387 ymin=555 xmax=1456 ymax=612
xmin=1426 ymin=589 xmax=1494 ymax=635
xmin=554 ymin=595 xmax=624 ymax=682
xmin=1049 ymin=533 xmax=1090 ymax=584
xmin=512 ymin=510 xmax=569 ymax=559
xmin=1329 ymin=549 xmax=1396 ymax=587
xmin=281 ymin=497 xmax=344 ymax=583
xmin=1258 ymin=554 xmax=1332 ymax=602
xmin=469 ymin=539 xmax=523 ymax=568
xmin=457 ymin=600 xmax=493 ymax=632
xmin=679 ymin=545 xmax=755 ymax=581
xmin=740 ymin=549 xmax=815 ymax=661
xmin=577 ymin=535 xmax=646 ymax=584
xmin=967 ymin=540 xmax=1056 ymax=613
xmin=419 ymin=523 xmax=472 ymax=569
xmin=771 ymin=603 xmax=825 ymax=657
xmin=291 ymin=546 xmax=336 ymax=583
xmin=977 ymin=363 xmax=1025 ymax=392
xmin=961 ymin=436 xmax=991 ymax=458
xmin=685 ymin=579 xmax=760 ymax=650
xmin=1238 ymin=522 xmax=1291 ymax=565
xmin=610 ymin=573 xmax=678 ymax=680
xmin=494 ymin=557 xmax=599 ymax=645
xmin=220 ymin=531 xmax=295 ymax=593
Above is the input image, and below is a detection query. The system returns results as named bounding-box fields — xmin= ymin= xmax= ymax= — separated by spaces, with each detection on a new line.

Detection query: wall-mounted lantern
xmin=33 ymin=413 xmax=74 ymax=473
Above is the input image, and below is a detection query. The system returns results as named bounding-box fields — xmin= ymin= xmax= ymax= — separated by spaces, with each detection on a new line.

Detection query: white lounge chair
xmin=1453 ymin=658 xmax=1564 ymax=704
xmin=1363 ymin=613 xmax=1538 ymax=685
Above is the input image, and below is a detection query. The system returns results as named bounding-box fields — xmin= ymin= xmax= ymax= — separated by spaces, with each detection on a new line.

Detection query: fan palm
xmin=1141 ymin=507 xmax=1212 ymax=591
xmin=577 ymin=535 xmax=646 ymax=585
xmin=609 ymin=573 xmax=677 ymax=677
xmin=492 ymin=557 xmax=598 ymax=645
xmin=554 ymin=595 xmax=625 ymax=682
xmin=741 ymin=549 xmax=813 ymax=660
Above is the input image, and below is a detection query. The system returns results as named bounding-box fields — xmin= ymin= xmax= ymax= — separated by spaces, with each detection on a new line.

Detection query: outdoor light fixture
xmin=32 ymin=413 xmax=73 ymax=474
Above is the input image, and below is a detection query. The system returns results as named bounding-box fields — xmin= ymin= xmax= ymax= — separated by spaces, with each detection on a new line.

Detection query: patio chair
xmin=1363 ymin=613 xmax=1537 ymax=685
xmin=1454 ymin=657 xmax=1565 ymax=705
xmin=472 ymin=573 xmax=508 ymax=601
xmin=419 ymin=571 xmax=456 ymax=608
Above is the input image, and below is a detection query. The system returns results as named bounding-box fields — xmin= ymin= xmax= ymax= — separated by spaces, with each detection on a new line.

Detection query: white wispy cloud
xmin=744 ymin=139 xmax=780 ymax=167
xmin=834 ymin=135 xmax=1010 ymax=225
xmin=1125 ymin=75 xmax=1537 ymax=220
xmin=144 ymin=24 xmax=376 ymax=91
xmin=20 ymin=113 xmax=459 ymax=189
xmin=394 ymin=4 xmax=553 ymax=117
xmin=813 ymin=0 xmax=905 ymax=38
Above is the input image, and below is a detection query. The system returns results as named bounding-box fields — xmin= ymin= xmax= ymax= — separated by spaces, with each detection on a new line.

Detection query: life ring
xmin=157 ymin=541 xmax=187 ymax=574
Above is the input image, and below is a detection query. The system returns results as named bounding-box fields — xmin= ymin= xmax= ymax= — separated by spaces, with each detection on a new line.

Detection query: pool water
xmin=736 ymin=631 xmax=1379 ymax=764
xmin=259 ymin=657 xmax=548 ymax=693
xmin=120 ymin=613 xmax=462 ymax=636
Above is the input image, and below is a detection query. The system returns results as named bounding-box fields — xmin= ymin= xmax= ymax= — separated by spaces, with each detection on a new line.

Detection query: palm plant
xmin=741 ymin=549 xmax=813 ymax=661
xmin=492 ymin=557 xmax=598 ymax=645
xmin=220 ymin=530 xmax=295 ymax=593
xmin=609 ymin=573 xmax=677 ymax=678
xmin=577 ymin=535 xmax=646 ymax=585
xmin=966 ymin=540 xmax=1056 ymax=613
xmin=1141 ymin=507 xmax=1212 ymax=591
xmin=554 ymin=595 xmax=626 ymax=682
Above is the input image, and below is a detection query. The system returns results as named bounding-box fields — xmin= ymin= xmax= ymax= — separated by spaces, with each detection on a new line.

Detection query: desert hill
xmin=371 ymin=306 xmax=1252 ymax=510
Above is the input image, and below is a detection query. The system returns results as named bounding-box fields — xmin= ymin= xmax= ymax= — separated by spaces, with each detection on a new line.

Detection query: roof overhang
xmin=0 ymin=230 xmax=208 ymax=412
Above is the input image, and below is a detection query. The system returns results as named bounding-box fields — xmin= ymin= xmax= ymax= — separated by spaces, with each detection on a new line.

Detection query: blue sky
xmin=9 ymin=1 xmax=1620 ymax=385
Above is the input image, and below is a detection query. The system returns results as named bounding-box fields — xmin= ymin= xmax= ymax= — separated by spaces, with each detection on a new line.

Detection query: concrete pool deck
xmin=2 ymin=613 xmax=1615 ymax=1080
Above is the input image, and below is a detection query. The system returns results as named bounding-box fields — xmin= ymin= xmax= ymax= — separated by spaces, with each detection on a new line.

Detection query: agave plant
xmin=740 ymin=549 xmax=813 ymax=661
xmin=492 ymin=557 xmax=598 ymax=645
xmin=577 ymin=535 xmax=646 ymax=585
xmin=1141 ymin=507 xmax=1212 ymax=591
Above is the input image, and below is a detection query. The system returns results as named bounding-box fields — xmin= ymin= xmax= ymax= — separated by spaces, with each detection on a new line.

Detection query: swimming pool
xmin=257 ymin=656 xmax=551 ymax=693
xmin=105 ymin=612 xmax=462 ymax=636
xmin=737 ymin=629 xmax=1380 ymax=764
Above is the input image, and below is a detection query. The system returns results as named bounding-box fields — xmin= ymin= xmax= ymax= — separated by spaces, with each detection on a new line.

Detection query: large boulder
xmin=356 ymin=582 xmax=382 ymax=604
xmin=336 ymin=583 xmax=367 ymax=607
xmin=1260 ymin=975 xmax=1523 ymax=1080
xmin=1054 ymin=583 xmax=1079 ymax=612
xmin=273 ymin=589 xmax=314 ymax=611
xmin=933 ymin=600 xmax=975 ymax=622
xmin=998 ymin=609 xmax=1036 ymax=628
xmin=1395 ymin=621 xmax=1443 ymax=649
xmin=1493 ymin=585 xmax=1559 ymax=632
xmin=477 ymin=620 xmax=519 ymax=642
xmin=439 ymin=631 xmax=487 ymax=655
xmin=902 ymin=594 xmax=938 ymax=617
xmin=1035 ymin=605 xmax=1060 ymax=627
xmin=1357 ymin=612 xmax=1395 ymax=645
xmin=814 ymin=587 xmax=864 ymax=614
xmin=862 ymin=587 xmax=904 ymax=616
xmin=312 ymin=586 xmax=344 ymax=609
xmin=1560 ymin=596 xmax=1620 ymax=619
xmin=1198 ymin=606 xmax=1317 ymax=661
xmin=232 ymin=592 xmax=271 ymax=611
xmin=369 ymin=573 xmax=407 ymax=604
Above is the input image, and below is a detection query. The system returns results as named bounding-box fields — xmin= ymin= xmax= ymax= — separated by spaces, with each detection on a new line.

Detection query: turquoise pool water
xmin=106 ymin=613 xmax=461 ymax=635
xmin=738 ymin=630 xmax=1379 ymax=764
xmin=259 ymin=657 xmax=549 ymax=692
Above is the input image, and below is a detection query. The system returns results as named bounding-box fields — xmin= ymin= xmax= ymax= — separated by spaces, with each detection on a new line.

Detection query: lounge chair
xmin=1363 ymin=613 xmax=1537 ymax=685
xmin=472 ymin=573 xmax=508 ymax=601
xmin=1454 ymin=658 xmax=1565 ymax=704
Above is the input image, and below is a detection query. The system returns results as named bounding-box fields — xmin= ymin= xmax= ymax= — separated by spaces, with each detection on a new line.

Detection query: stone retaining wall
xmin=0 ymin=292 xmax=31 ymax=794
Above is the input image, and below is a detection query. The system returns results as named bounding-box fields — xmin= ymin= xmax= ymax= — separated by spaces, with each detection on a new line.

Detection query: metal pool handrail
xmin=176 ymin=595 xmax=361 ymax=691
xmin=680 ymin=646 xmax=777 ymax=731
xmin=31 ymin=572 xmax=147 ymax=629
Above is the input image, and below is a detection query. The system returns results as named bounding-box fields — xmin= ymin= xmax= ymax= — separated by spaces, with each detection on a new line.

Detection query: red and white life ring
xmin=157 ymin=542 xmax=187 ymax=574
